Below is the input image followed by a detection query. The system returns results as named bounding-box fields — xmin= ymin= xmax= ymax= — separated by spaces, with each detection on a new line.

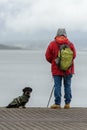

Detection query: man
xmin=45 ymin=28 xmax=76 ymax=109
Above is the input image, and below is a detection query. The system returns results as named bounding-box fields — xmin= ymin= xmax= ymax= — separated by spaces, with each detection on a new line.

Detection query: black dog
xmin=6 ymin=87 xmax=32 ymax=108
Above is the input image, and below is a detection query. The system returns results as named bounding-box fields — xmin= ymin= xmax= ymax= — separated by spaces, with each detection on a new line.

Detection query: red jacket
xmin=45 ymin=36 xmax=76 ymax=76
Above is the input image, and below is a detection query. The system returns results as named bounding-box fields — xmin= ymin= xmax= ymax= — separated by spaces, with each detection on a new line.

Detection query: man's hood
xmin=55 ymin=36 xmax=69 ymax=45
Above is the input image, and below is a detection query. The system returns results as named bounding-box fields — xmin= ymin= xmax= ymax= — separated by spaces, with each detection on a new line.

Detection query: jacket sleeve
xmin=70 ymin=43 xmax=76 ymax=59
xmin=72 ymin=44 xmax=76 ymax=59
xmin=45 ymin=43 xmax=53 ymax=63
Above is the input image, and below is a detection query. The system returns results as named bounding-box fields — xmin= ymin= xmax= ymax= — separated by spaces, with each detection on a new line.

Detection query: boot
xmin=50 ymin=104 xmax=61 ymax=109
xmin=64 ymin=104 xmax=70 ymax=109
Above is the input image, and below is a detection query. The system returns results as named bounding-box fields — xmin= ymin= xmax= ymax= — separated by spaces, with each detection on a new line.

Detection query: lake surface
xmin=0 ymin=50 xmax=87 ymax=107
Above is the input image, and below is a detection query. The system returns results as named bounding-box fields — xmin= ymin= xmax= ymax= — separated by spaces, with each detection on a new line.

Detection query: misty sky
xmin=0 ymin=0 xmax=87 ymax=48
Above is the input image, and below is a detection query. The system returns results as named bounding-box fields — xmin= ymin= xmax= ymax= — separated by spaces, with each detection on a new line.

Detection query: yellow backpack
xmin=55 ymin=44 xmax=73 ymax=71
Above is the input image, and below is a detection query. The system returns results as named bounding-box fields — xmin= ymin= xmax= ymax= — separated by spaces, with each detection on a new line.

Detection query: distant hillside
xmin=0 ymin=40 xmax=49 ymax=50
xmin=11 ymin=40 xmax=48 ymax=50
xmin=0 ymin=44 xmax=22 ymax=50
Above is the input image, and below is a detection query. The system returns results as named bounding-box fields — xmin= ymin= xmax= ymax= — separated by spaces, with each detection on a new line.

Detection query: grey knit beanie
xmin=56 ymin=28 xmax=67 ymax=37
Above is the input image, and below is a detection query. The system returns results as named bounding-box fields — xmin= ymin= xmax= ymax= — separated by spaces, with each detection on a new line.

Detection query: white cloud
xmin=0 ymin=0 xmax=87 ymax=42
xmin=0 ymin=0 xmax=8 ymax=3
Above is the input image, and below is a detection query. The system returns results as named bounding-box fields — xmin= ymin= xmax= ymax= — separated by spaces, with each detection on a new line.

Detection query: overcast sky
xmin=0 ymin=0 xmax=87 ymax=48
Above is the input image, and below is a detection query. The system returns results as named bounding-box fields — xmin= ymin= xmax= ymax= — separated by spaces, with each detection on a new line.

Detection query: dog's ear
xmin=28 ymin=87 xmax=32 ymax=92
xmin=23 ymin=87 xmax=32 ymax=93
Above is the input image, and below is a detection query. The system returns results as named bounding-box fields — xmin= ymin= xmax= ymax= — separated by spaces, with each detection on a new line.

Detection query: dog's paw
xmin=19 ymin=106 xmax=26 ymax=108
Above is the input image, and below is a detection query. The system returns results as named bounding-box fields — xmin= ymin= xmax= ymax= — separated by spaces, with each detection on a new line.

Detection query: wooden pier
xmin=0 ymin=107 xmax=87 ymax=130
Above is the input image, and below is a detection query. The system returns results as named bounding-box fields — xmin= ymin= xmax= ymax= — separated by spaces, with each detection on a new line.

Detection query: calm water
xmin=0 ymin=50 xmax=87 ymax=107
